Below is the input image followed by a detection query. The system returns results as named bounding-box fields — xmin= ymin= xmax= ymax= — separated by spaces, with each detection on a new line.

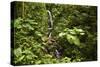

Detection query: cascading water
xmin=47 ymin=10 xmax=60 ymax=58
xmin=47 ymin=10 xmax=53 ymax=38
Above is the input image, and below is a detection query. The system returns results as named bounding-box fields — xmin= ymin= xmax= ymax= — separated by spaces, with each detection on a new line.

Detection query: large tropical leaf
xmin=66 ymin=34 xmax=80 ymax=46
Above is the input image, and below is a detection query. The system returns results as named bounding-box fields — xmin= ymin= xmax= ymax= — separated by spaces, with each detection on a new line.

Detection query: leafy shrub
xmin=11 ymin=2 xmax=97 ymax=65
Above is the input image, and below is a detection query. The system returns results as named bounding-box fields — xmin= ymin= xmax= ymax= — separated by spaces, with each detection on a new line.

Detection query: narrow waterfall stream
xmin=47 ymin=10 xmax=60 ymax=58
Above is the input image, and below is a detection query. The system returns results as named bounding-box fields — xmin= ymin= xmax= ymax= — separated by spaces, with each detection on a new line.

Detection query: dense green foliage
xmin=11 ymin=2 xmax=97 ymax=65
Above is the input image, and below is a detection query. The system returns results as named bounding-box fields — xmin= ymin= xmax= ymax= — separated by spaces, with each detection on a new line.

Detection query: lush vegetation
xmin=11 ymin=2 xmax=97 ymax=65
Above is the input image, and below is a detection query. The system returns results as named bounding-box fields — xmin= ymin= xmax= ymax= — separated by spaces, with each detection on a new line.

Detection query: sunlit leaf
xmin=66 ymin=34 xmax=80 ymax=46
xmin=16 ymin=55 xmax=25 ymax=63
xmin=35 ymin=31 xmax=42 ymax=37
xmin=14 ymin=48 xmax=22 ymax=57
xmin=59 ymin=32 xmax=66 ymax=37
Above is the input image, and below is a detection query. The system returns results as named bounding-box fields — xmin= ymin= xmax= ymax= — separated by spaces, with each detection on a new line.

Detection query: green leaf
xmin=14 ymin=48 xmax=22 ymax=57
xmin=61 ymin=57 xmax=71 ymax=62
xmin=35 ymin=60 xmax=42 ymax=64
xmin=35 ymin=31 xmax=42 ymax=37
xmin=14 ymin=18 xmax=22 ymax=28
xmin=73 ymin=37 xmax=80 ymax=46
xmin=26 ymin=55 xmax=33 ymax=60
xmin=66 ymin=34 xmax=74 ymax=44
xmin=16 ymin=55 xmax=25 ymax=63
xmin=80 ymin=32 xmax=85 ymax=35
xmin=69 ymin=29 xmax=76 ymax=35
xmin=74 ymin=27 xmax=84 ymax=33
xmin=59 ymin=32 xmax=66 ymax=37
xmin=42 ymin=36 xmax=48 ymax=42
xmin=22 ymin=50 xmax=32 ymax=54
xmin=66 ymin=34 xmax=80 ymax=46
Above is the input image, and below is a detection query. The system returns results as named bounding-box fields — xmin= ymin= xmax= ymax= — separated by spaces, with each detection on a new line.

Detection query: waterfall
xmin=47 ymin=10 xmax=53 ymax=38
xmin=47 ymin=10 xmax=60 ymax=58
xmin=55 ymin=49 xmax=60 ymax=58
